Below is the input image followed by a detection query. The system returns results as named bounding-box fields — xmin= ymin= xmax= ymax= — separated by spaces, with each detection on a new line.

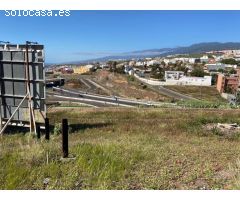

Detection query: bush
xmin=127 ymin=76 xmax=135 ymax=82
xmin=54 ymin=123 xmax=61 ymax=135
xmin=176 ymin=100 xmax=226 ymax=109
xmin=190 ymin=67 xmax=205 ymax=77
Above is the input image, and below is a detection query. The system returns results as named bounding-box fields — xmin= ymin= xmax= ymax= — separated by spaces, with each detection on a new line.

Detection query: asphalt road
xmin=47 ymin=94 xmax=112 ymax=107
xmin=48 ymin=87 xmax=165 ymax=108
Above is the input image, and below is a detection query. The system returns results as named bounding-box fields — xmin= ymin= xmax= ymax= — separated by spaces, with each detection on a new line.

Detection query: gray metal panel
xmin=0 ymin=44 xmax=45 ymax=123
xmin=12 ymin=63 xmax=25 ymax=78
xmin=2 ymin=51 xmax=11 ymax=61
xmin=14 ymin=98 xmax=28 ymax=107
xmin=4 ymin=97 xmax=14 ymax=106
xmin=13 ymin=81 xmax=26 ymax=95
xmin=2 ymin=63 xmax=12 ymax=78
xmin=12 ymin=51 xmax=25 ymax=61
xmin=3 ymin=81 xmax=13 ymax=95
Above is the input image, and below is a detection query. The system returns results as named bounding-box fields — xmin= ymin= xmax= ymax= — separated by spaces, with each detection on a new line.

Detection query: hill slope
xmin=67 ymin=42 xmax=240 ymax=64
xmin=1 ymin=108 xmax=240 ymax=189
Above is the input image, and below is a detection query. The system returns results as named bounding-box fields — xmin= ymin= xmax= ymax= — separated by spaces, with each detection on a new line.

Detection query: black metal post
xmin=37 ymin=125 xmax=41 ymax=139
xmin=62 ymin=119 xmax=69 ymax=158
xmin=45 ymin=118 xmax=50 ymax=140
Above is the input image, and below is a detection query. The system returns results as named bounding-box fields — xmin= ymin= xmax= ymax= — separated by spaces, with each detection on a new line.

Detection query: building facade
xmin=216 ymin=73 xmax=239 ymax=93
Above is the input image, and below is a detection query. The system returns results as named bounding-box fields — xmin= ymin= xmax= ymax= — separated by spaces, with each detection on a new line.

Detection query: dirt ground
xmin=92 ymin=70 xmax=169 ymax=101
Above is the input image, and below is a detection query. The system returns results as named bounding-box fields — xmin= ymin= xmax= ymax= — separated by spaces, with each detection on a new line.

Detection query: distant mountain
xmin=170 ymin=42 xmax=240 ymax=55
xmin=60 ymin=42 xmax=240 ymax=64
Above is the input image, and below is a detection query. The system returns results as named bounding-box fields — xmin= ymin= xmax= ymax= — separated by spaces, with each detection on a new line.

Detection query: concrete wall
xmin=135 ymin=74 xmax=212 ymax=86
xmin=134 ymin=74 xmax=166 ymax=85
xmin=167 ymin=76 xmax=212 ymax=86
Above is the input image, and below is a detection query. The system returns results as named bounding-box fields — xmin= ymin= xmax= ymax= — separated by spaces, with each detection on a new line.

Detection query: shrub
xmin=54 ymin=123 xmax=61 ymax=135
xmin=127 ymin=76 xmax=135 ymax=82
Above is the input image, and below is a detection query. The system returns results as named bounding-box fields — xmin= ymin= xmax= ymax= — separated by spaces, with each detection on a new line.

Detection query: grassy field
xmin=164 ymin=85 xmax=226 ymax=103
xmin=1 ymin=108 xmax=240 ymax=189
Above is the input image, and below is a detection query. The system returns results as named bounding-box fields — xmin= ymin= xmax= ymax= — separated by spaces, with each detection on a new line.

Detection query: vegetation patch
xmin=1 ymin=108 xmax=240 ymax=189
xmin=165 ymin=86 xmax=227 ymax=103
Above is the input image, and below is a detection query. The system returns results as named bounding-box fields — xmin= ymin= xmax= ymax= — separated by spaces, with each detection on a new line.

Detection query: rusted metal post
xmin=62 ymin=119 xmax=68 ymax=158
xmin=45 ymin=118 xmax=50 ymax=140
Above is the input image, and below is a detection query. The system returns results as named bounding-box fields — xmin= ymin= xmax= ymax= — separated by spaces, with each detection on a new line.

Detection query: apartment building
xmin=216 ymin=73 xmax=239 ymax=93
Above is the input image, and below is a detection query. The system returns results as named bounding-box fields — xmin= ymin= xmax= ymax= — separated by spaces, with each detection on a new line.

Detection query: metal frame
xmin=0 ymin=42 xmax=46 ymax=135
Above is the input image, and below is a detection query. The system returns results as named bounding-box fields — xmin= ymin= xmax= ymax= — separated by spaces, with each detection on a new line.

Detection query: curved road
xmin=48 ymin=87 xmax=171 ymax=108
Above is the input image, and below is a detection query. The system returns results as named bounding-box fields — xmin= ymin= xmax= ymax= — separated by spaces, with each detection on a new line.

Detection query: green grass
xmin=1 ymin=108 xmax=240 ymax=189
xmin=164 ymin=85 xmax=226 ymax=103
xmin=176 ymin=100 xmax=231 ymax=109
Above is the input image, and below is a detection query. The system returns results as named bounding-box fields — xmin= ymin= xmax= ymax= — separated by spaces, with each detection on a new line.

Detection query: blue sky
xmin=1 ymin=10 xmax=240 ymax=63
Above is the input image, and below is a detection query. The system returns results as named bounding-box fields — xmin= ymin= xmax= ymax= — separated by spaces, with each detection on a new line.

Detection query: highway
xmin=47 ymin=87 xmax=170 ymax=108
xmin=47 ymin=94 xmax=113 ymax=107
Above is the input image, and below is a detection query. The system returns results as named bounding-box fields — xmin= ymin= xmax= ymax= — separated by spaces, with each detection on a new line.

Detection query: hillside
xmin=164 ymin=86 xmax=227 ymax=103
xmin=66 ymin=42 xmax=240 ymax=64
xmin=1 ymin=108 xmax=240 ymax=189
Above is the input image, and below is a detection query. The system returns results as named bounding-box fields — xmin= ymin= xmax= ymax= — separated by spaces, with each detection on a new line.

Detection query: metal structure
xmin=0 ymin=42 xmax=46 ymax=134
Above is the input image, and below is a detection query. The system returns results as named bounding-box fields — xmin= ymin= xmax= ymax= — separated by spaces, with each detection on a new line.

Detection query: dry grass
xmin=164 ymin=85 xmax=226 ymax=102
xmin=93 ymin=70 xmax=169 ymax=101
xmin=0 ymin=108 xmax=240 ymax=189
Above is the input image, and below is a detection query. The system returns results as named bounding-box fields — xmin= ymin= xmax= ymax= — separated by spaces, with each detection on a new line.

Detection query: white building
xmin=135 ymin=61 xmax=146 ymax=66
xmin=100 ymin=64 xmax=108 ymax=69
xmin=129 ymin=60 xmax=136 ymax=66
xmin=85 ymin=64 xmax=95 ymax=69
xmin=165 ymin=71 xmax=185 ymax=80
xmin=146 ymin=60 xmax=160 ymax=66
xmin=163 ymin=58 xmax=176 ymax=64
xmin=189 ymin=58 xmax=197 ymax=64
xmin=225 ymin=64 xmax=238 ymax=69
xmin=175 ymin=57 xmax=189 ymax=63
xmin=164 ymin=71 xmax=212 ymax=86
xmin=200 ymin=55 xmax=209 ymax=63
xmin=175 ymin=76 xmax=212 ymax=86
xmin=166 ymin=76 xmax=212 ymax=86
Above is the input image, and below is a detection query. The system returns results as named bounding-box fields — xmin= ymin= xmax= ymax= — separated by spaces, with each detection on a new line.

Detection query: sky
xmin=1 ymin=10 xmax=240 ymax=63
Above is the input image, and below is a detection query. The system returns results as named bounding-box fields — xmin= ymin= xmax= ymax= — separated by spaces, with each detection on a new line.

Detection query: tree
xmin=190 ymin=66 xmax=205 ymax=77
xmin=225 ymin=86 xmax=233 ymax=94
xmin=176 ymin=64 xmax=187 ymax=73
xmin=107 ymin=61 xmax=117 ymax=72
xmin=218 ymin=68 xmax=225 ymax=73
xmin=221 ymin=58 xmax=237 ymax=65
xmin=160 ymin=61 xmax=166 ymax=67
xmin=208 ymin=54 xmax=214 ymax=59
xmin=115 ymin=65 xmax=125 ymax=74
xmin=228 ymin=68 xmax=236 ymax=75
xmin=236 ymin=91 xmax=240 ymax=105
xmin=211 ymin=74 xmax=218 ymax=85
xmin=94 ymin=62 xmax=100 ymax=69
xmin=150 ymin=64 xmax=164 ymax=80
